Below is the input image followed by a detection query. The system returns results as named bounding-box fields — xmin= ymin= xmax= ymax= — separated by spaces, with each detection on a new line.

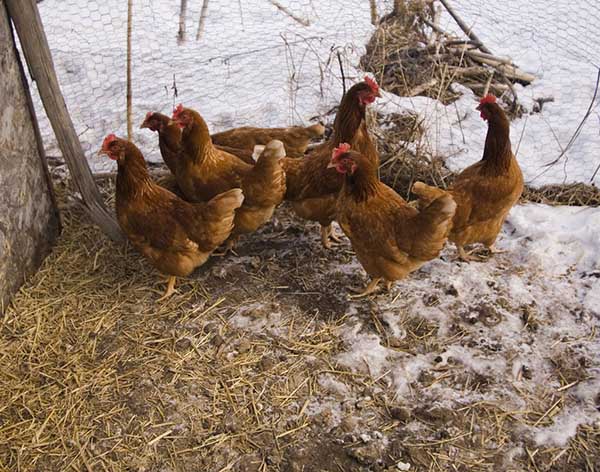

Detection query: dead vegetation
xmin=361 ymin=0 xmax=600 ymax=206
xmin=361 ymin=0 xmax=531 ymax=113
xmin=0 ymin=176 xmax=598 ymax=471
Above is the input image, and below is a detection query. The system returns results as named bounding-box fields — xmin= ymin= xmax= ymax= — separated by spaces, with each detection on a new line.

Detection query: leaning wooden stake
xmin=126 ymin=0 xmax=133 ymax=139
xmin=5 ymin=0 xmax=123 ymax=242
xmin=196 ymin=0 xmax=209 ymax=40
xmin=177 ymin=0 xmax=188 ymax=43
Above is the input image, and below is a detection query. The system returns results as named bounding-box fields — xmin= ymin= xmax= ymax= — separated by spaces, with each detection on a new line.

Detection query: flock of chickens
xmin=98 ymin=76 xmax=524 ymax=301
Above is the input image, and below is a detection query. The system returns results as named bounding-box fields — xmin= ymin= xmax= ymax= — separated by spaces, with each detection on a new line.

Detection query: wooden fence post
xmin=5 ymin=0 xmax=123 ymax=242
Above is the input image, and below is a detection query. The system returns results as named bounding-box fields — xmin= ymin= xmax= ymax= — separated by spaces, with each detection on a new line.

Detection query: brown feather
xmin=111 ymin=138 xmax=243 ymax=277
xmin=335 ymin=151 xmax=456 ymax=282
xmin=281 ymin=80 xmax=379 ymax=229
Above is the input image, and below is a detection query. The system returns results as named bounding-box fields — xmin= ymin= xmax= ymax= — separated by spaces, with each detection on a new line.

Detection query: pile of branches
xmin=361 ymin=0 xmax=533 ymax=115
xmin=363 ymin=0 xmax=599 ymax=207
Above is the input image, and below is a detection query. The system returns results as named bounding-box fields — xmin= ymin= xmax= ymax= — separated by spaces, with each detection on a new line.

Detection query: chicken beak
xmin=326 ymin=161 xmax=336 ymax=169
xmin=140 ymin=121 xmax=149 ymax=129
xmin=376 ymin=90 xmax=382 ymax=98
xmin=97 ymin=148 xmax=108 ymax=157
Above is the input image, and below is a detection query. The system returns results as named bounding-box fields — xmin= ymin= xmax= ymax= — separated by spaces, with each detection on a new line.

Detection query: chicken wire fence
xmin=441 ymin=0 xmax=600 ymax=187
xmin=23 ymin=0 xmax=600 ymax=186
xmin=28 ymin=0 xmax=386 ymax=173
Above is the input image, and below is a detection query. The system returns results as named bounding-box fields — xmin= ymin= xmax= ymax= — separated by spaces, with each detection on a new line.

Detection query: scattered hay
xmin=0 ymin=176 xmax=598 ymax=471
xmin=523 ymin=182 xmax=600 ymax=207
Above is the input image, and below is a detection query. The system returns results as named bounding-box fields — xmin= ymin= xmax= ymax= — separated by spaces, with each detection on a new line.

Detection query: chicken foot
xmin=213 ymin=237 xmax=240 ymax=257
xmin=348 ymin=278 xmax=386 ymax=299
xmin=320 ymin=224 xmax=344 ymax=249
xmin=485 ymin=243 xmax=507 ymax=255
xmin=457 ymin=244 xmax=505 ymax=261
xmin=157 ymin=275 xmax=177 ymax=302
xmin=456 ymin=245 xmax=483 ymax=262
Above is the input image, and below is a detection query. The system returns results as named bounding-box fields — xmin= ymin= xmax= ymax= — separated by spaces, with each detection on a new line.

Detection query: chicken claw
xmin=485 ymin=244 xmax=507 ymax=255
xmin=213 ymin=237 xmax=240 ymax=257
xmin=456 ymin=245 xmax=484 ymax=262
xmin=157 ymin=275 xmax=177 ymax=302
xmin=348 ymin=278 xmax=383 ymax=299
xmin=320 ymin=224 xmax=343 ymax=249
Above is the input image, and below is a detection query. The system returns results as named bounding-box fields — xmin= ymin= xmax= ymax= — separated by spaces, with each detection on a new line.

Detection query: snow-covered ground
xmin=227 ymin=202 xmax=600 ymax=463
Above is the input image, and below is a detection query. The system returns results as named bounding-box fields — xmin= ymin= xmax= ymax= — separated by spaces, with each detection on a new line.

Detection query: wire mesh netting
xmin=25 ymin=0 xmax=600 ymax=186
xmin=440 ymin=0 xmax=600 ymax=186
xmin=30 ymin=0 xmax=384 ymax=172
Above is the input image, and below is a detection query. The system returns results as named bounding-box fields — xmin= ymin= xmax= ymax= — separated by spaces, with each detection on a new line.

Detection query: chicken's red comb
xmin=479 ymin=94 xmax=497 ymax=105
xmin=102 ymin=133 xmax=118 ymax=149
xmin=364 ymin=76 xmax=379 ymax=95
xmin=145 ymin=111 xmax=153 ymax=120
xmin=172 ymin=103 xmax=184 ymax=118
xmin=332 ymin=143 xmax=352 ymax=160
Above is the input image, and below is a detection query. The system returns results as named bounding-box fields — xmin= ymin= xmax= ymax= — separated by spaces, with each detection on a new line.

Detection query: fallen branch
xmin=407 ymin=78 xmax=438 ymax=97
xmin=269 ymin=1 xmax=310 ymax=27
xmin=438 ymin=0 xmax=492 ymax=54
xmin=448 ymin=48 xmax=535 ymax=83
xmin=463 ymin=51 xmax=535 ymax=83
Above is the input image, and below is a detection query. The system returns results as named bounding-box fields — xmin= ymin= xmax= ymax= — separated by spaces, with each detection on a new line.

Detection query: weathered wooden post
xmin=0 ymin=0 xmax=60 ymax=311
xmin=5 ymin=0 xmax=123 ymax=242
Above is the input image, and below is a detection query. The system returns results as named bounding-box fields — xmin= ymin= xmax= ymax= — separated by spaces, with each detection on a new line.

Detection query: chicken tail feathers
xmin=205 ymin=188 xmax=245 ymax=219
xmin=411 ymin=192 xmax=456 ymax=260
xmin=412 ymin=181 xmax=446 ymax=202
xmin=306 ymin=123 xmax=326 ymax=138
xmin=190 ymin=188 xmax=244 ymax=248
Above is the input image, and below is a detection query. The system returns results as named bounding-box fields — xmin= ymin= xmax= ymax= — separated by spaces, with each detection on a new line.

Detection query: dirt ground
xmin=0 ymin=177 xmax=599 ymax=472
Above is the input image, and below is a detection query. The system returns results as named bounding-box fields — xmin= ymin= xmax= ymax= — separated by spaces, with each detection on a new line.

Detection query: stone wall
xmin=0 ymin=0 xmax=60 ymax=312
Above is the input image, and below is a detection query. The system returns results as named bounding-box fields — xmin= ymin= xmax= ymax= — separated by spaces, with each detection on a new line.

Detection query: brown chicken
xmin=140 ymin=112 xmax=255 ymax=167
xmin=98 ymin=134 xmax=244 ymax=300
xmin=411 ymin=94 xmax=524 ymax=261
xmin=329 ymin=144 xmax=456 ymax=298
xmin=211 ymin=123 xmax=325 ymax=157
xmin=171 ymin=105 xmax=286 ymax=249
xmin=282 ymin=76 xmax=381 ymax=248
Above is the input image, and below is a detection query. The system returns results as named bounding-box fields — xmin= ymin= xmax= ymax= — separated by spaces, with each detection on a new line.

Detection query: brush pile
xmin=363 ymin=0 xmax=600 ymax=206
xmin=361 ymin=0 xmax=533 ymax=112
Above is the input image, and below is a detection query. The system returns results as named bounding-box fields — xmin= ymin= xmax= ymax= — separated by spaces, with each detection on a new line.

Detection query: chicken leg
xmin=213 ymin=236 xmax=240 ymax=257
xmin=456 ymin=245 xmax=484 ymax=262
xmin=320 ymin=224 xmax=344 ymax=249
xmin=348 ymin=278 xmax=383 ymax=299
xmin=485 ymin=243 xmax=507 ymax=255
xmin=157 ymin=275 xmax=177 ymax=302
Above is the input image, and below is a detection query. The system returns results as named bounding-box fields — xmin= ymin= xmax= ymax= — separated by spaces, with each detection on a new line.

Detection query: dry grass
xmin=523 ymin=183 xmax=600 ymax=207
xmin=0 ymin=176 xmax=598 ymax=471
